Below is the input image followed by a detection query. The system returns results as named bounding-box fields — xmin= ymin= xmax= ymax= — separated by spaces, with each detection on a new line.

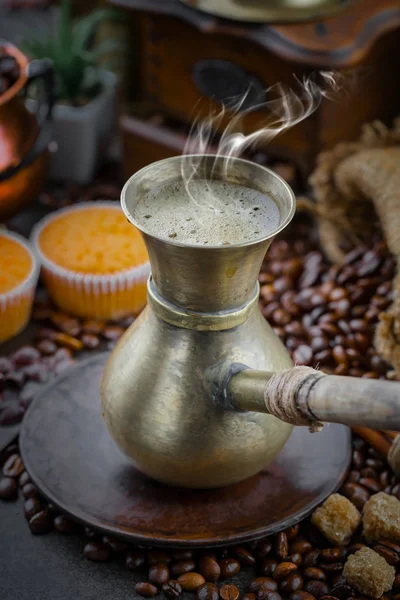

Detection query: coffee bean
xmin=280 ymin=573 xmax=304 ymax=594
xmin=84 ymin=527 xmax=97 ymax=539
xmin=288 ymin=553 xmax=303 ymax=567
xmin=373 ymin=543 xmax=399 ymax=566
xmin=3 ymin=454 xmax=24 ymax=477
xmin=274 ymin=562 xmax=298 ymax=580
xmin=290 ymin=592 xmax=316 ymax=600
xmin=393 ymin=573 xmax=400 ymax=591
xmin=102 ymin=325 xmax=124 ymax=341
xmin=293 ymin=345 xmax=313 ymax=366
xmin=54 ymin=514 xmax=76 ymax=534
xmin=220 ymin=584 xmax=240 ymax=600
xmin=358 ymin=477 xmax=381 ymax=493
xmin=256 ymin=540 xmax=273 ymax=559
xmin=22 ymin=482 xmax=38 ymax=498
xmin=149 ymin=563 xmax=170 ymax=587
xmin=290 ymin=541 xmax=312 ymax=555
xmin=302 ymin=551 xmax=320 ymax=568
xmin=346 ymin=544 xmax=364 ymax=556
xmin=258 ymin=590 xmax=282 ymax=600
xmin=319 ymin=563 xmax=343 ymax=575
xmin=259 ymin=559 xmax=278 ymax=577
xmin=330 ymin=585 xmax=355 ymax=599
xmin=102 ymin=536 xmax=127 ymax=553
xmin=303 ymin=581 xmax=330 ymax=599
xmin=24 ymin=497 xmax=42 ymax=519
xmin=275 ymin=532 xmax=289 ymax=561
xmin=84 ymin=541 xmax=110 ymax=561
xmin=136 ymin=582 xmax=159 ymax=597
xmin=346 ymin=471 xmax=360 ymax=483
xmin=171 ymin=560 xmax=196 ymax=576
xmin=340 ymin=483 xmax=370 ymax=510
xmin=234 ymin=546 xmax=256 ymax=566
xmin=365 ymin=458 xmax=385 ymax=472
xmin=11 ymin=346 xmax=40 ymax=366
xmin=37 ymin=339 xmax=57 ymax=355
xmin=303 ymin=569 xmax=326 ymax=582
xmin=0 ymin=477 xmax=18 ymax=500
xmin=163 ymin=580 xmax=182 ymax=599
xmin=126 ymin=550 xmax=146 ymax=570
xmin=219 ymin=558 xmax=241 ymax=580
xmin=249 ymin=578 xmax=278 ymax=593
xmin=81 ymin=333 xmax=100 ymax=349
xmin=177 ymin=573 xmax=206 ymax=592
xmin=29 ymin=509 xmax=52 ymax=534
xmin=197 ymin=583 xmax=219 ymax=600
xmin=198 ymin=556 xmax=221 ymax=582
xmin=243 ymin=595 xmax=256 ymax=600
xmin=319 ymin=548 xmax=346 ymax=564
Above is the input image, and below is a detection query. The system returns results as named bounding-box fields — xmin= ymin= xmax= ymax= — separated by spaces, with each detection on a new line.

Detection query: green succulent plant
xmin=22 ymin=0 xmax=124 ymax=105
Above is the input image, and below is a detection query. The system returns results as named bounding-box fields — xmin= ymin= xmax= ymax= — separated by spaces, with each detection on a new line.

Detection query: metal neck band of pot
xmin=121 ymin=155 xmax=296 ymax=314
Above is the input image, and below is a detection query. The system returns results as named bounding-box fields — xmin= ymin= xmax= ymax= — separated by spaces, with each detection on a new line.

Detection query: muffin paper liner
xmin=0 ymin=230 xmax=40 ymax=343
xmin=31 ymin=202 xmax=150 ymax=320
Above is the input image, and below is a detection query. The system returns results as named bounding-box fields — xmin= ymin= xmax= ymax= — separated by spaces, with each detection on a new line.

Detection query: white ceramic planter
xmin=45 ymin=70 xmax=117 ymax=184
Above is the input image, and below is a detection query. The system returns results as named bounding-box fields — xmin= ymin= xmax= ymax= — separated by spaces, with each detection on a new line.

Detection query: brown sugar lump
xmin=311 ymin=493 xmax=361 ymax=545
xmin=363 ymin=492 xmax=400 ymax=544
xmin=343 ymin=546 xmax=395 ymax=598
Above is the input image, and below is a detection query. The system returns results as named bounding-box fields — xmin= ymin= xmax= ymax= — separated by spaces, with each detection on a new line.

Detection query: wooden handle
xmin=262 ymin=367 xmax=400 ymax=431
xmin=300 ymin=375 xmax=400 ymax=430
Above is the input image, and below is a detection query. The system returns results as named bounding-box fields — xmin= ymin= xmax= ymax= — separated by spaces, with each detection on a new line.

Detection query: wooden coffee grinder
xmin=111 ymin=0 xmax=400 ymax=181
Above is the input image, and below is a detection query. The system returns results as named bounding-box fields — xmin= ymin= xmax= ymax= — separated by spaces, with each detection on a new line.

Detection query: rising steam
xmin=181 ymin=71 xmax=347 ymax=212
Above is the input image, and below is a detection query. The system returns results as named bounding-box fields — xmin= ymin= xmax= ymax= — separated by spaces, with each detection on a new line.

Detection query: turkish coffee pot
xmin=0 ymin=41 xmax=54 ymax=221
xmin=101 ymin=156 xmax=400 ymax=489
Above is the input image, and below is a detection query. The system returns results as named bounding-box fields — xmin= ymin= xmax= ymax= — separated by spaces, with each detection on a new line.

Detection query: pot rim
xmin=0 ymin=40 xmax=29 ymax=107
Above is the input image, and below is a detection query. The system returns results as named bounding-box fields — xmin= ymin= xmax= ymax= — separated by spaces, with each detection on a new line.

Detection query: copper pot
xmin=0 ymin=41 xmax=54 ymax=221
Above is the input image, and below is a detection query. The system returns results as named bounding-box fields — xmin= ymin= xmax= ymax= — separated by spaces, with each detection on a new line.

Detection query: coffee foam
xmin=133 ymin=180 xmax=280 ymax=246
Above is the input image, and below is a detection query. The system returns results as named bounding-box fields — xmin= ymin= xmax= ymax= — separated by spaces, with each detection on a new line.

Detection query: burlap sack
xmin=308 ymin=119 xmax=400 ymax=373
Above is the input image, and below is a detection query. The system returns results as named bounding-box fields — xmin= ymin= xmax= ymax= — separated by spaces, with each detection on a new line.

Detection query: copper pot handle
xmin=0 ymin=58 xmax=55 ymax=182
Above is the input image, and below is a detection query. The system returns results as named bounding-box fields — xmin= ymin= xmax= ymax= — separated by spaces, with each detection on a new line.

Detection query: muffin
xmin=31 ymin=202 xmax=150 ymax=320
xmin=0 ymin=230 xmax=40 ymax=343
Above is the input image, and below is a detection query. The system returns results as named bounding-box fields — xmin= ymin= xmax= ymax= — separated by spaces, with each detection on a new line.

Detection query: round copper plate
xmin=20 ymin=353 xmax=351 ymax=548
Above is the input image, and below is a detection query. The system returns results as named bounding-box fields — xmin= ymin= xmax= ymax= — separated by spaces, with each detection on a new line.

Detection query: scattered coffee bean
xmin=136 ymin=582 xmax=159 ymax=598
xmin=3 ymin=454 xmax=24 ymax=477
xmin=126 ymin=550 xmax=146 ymax=570
xmin=198 ymin=556 xmax=221 ymax=582
xmin=274 ymin=562 xmax=298 ymax=580
xmin=234 ymin=546 xmax=256 ymax=566
xmin=249 ymin=578 xmax=278 ymax=593
xmin=219 ymin=558 xmax=241 ymax=580
xmin=197 ymin=583 xmax=219 ymax=600
xmin=220 ymin=584 xmax=240 ymax=600
xmin=22 ymin=482 xmax=38 ymax=498
xmin=29 ymin=509 xmax=52 ymax=534
xmin=275 ymin=532 xmax=289 ymax=561
xmin=177 ymin=573 xmax=206 ymax=592
xmin=54 ymin=514 xmax=76 ymax=534
xmin=303 ymin=581 xmax=330 ymax=599
xmin=280 ymin=573 xmax=304 ymax=594
xmin=171 ymin=560 xmax=196 ymax=576
xmin=163 ymin=580 xmax=182 ymax=599
xmin=149 ymin=563 xmax=170 ymax=587
xmin=0 ymin=477 xmax=18 ymax=500
xmin=83 ymin=541 xmax=110 ymax=561
xmin=102 ymin=535 xmax=127 ymax=553
xmin=24 ymin=497 xmax=42 ymax=520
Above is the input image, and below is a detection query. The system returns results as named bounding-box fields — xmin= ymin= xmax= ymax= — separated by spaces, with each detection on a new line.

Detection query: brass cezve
xmin=101 ymin=155 xmax=400 ymax=489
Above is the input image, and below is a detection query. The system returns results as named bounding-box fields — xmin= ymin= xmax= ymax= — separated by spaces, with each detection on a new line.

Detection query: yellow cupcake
xmin=0 ymin=231 xmax=40 ymax=343
xmin=32 ymin=202 xmax=150 ymax=319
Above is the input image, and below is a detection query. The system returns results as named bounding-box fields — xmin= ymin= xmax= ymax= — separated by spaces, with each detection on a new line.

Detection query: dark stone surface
xmin=0 ymin=496 xmax=251 ymax=599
